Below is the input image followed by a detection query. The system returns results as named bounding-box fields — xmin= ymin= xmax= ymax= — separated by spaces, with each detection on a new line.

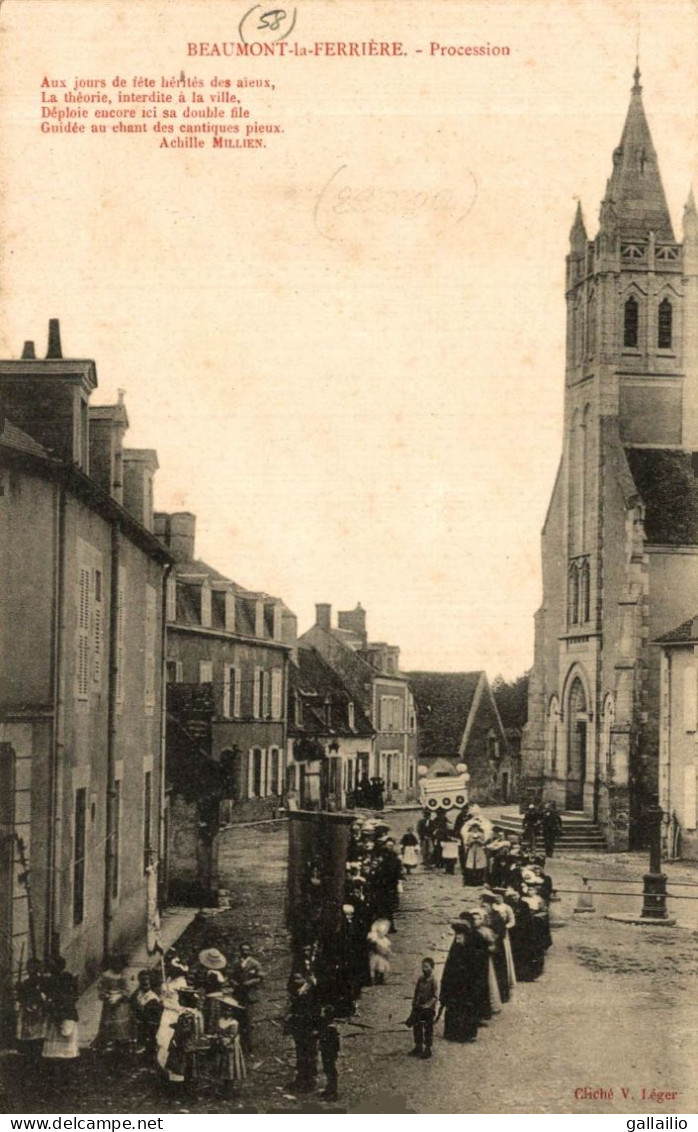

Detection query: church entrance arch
xmin=566 ymin=677 xmax=587 ymax=810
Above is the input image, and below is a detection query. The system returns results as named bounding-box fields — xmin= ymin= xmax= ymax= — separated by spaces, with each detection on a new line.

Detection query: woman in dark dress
xmin=440 ymin=919 xmax=478 ymax=1042
xmin=479 ymin=891 xmax=510 ymax=1003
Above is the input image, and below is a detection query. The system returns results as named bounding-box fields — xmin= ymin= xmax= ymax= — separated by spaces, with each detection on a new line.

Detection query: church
xmin=522 ymin=69 xmax=698 ymax=851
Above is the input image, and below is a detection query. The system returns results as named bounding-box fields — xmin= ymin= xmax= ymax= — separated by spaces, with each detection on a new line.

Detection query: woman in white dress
xmin=155 ymin=961 xmax=189 ymax=1070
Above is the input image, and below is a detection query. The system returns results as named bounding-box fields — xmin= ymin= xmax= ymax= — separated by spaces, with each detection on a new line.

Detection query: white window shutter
xmin=223 ymin=668 xmax=231 ymax=717
xmin=234 ymin=668 xmax=242 ymax=717
xmin=684 ymin=767 xmax=697 ymax=831
xmin=271 ymin=668 xmax=282 ymax=720
xmin=253 ymin=668 xmax=261 ymax=718
xmin=683 ymin=667 xmax=697 ymax=732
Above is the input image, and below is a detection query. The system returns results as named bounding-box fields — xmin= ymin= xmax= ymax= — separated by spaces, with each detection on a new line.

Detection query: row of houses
xmin=0 ymin=320 xmax=515 ymax=1035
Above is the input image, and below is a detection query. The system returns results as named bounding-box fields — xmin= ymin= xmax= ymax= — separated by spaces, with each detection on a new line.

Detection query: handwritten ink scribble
xmin=314 ymin=164 xmax=478 ymax=243
xmin=239 ymin=4 xmax=297 ymax=45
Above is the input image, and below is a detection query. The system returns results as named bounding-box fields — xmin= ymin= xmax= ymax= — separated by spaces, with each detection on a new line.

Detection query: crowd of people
xmin=14 ymin=801 xmax=559 ymax=1104
xmin=14 ymin=941 xmax=264 ymax=1099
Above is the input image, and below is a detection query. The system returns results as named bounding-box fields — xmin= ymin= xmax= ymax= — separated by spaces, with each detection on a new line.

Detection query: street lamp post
xmin=639 ymin=803 xmax=669 ymax=920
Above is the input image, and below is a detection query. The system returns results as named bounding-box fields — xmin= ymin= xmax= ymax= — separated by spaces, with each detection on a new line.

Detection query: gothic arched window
xmin=587 ymin=291 xmax=597 ymax=357
xmin=658 ymin=298 xmax=673 ymax=349
xmin=568 ymin=562 xmax=579 ymax=625
xmin=579 ymin=558 xmax=590 ymax=623
xmin=624 ymin=295 xmax=639 ymax=348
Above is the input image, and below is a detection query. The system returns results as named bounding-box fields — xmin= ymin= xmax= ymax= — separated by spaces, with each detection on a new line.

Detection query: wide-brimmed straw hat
xmin=199 ymin=947 xmax=227 ymax=970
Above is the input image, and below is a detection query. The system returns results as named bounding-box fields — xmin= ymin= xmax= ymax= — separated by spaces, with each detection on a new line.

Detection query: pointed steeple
xmin=601 ymin=67 xmax=675 ymax=241
xmin=569 ymin=200 xmax=588 ymax=253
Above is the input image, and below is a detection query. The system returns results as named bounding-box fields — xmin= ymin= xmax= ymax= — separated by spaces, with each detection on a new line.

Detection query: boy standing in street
xmin=407 ymin=957 xmax=438 ymax=1059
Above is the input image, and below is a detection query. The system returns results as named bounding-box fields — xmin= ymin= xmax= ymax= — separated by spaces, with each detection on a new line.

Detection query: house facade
xmin=158 ymin=512 xmax=294 ymax=899
xmin=286 ymin=646 xmax=374 ymax=810
xmin=656 ymin=617 xmax=698 ymax=859
xmin=522 ymin=72 xmax=698 ymax=849
xmin=0 ymin=322 xmax=170 ymax=1036
xmin=299 ymin=603 xmax=418 ymax=803
xmin=408 ymin=671 xmax=515 ymax=803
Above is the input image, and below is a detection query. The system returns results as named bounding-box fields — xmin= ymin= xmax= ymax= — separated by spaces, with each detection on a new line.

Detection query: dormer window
xmin=658 ymin=298 xmax=672 ymax=349
xmin=348 ymin=702 xmax=355 ymax=730
xmin=624 ymin=295 xmax=639 ymax=348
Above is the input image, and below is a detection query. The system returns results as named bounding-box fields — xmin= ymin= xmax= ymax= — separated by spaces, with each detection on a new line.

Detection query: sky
xmin=1 ymin=0 xmax=697 ymax=678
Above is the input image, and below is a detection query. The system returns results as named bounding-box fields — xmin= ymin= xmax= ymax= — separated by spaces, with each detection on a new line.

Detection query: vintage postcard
xmin=0 ymin=0 xmax=697 ymax=1119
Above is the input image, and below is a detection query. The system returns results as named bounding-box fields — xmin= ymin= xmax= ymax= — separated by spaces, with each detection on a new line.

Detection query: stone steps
xmin=495 ymin=811 xmax=607 ymax=851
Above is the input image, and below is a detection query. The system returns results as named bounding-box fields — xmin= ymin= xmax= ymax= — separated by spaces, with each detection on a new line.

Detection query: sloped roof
xmin=626 ymin=448 xmax=698 ymax=545
xmin=602 ymin=71 xmax=674 ymax=241
xmin=406 ymin=671 xmax=483 ymax=757
xmin=0 ymin=418 xmax=50 ymax=459
xmin=173 ymin=557 xmax=239 ymax=585
xmin=655 ymin=616 xmax=698 ymax=646
xmin=289 ymin=646 xmax=374 ymax=738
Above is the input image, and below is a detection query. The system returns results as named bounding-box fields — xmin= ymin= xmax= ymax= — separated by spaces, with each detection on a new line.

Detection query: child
xmin=367 ymin=918 xmax=392 ymax=985
xmin=400 ymin=828 xmax=420 ymax=874
xmin=164 ymin=989 xmax=206 ymax=1093
xmin=212 ymin=993 xmax=247 ymax=1098
xmin=130 ymin=969 xmax=162 ymax=1055
xmin=318 ymin=1004 xmax=340 ymax=1101
xmin=407 ymin=957 xmax=438 ymax=1059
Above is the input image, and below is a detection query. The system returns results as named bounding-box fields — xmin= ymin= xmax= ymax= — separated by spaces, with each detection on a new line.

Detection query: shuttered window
xmin=76 ymin=567 xmax=91 ymax=700
xmin=145 ymin=585 xmax=156 ymax=714
xmin=115 ymin=568 xmax=126 ymax=707
xmin=271 ymin=668 xmax=283 ymax=720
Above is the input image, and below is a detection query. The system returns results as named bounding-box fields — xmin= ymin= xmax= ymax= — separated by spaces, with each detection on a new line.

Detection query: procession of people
xmin=13 ymin=801 xmax=556 ymax=1105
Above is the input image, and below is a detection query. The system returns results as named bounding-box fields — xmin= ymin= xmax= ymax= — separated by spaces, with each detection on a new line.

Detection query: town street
xmin=2 ymin=810 xmax=696 ymax=1115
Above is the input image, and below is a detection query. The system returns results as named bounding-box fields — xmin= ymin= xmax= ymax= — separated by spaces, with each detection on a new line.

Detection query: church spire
xmin=569 ymin=200 xmax=588 ymax=253
xmin=600 ymin=68 xmax=675 ymax=241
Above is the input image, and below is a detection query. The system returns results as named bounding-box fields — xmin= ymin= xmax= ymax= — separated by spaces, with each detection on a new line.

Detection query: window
xmin=143 ymin=771 xmax=152 ymax=871
xmin=658 ymin=298 xmax=672 ymax=349
xmin=586 ymin=291 xmax=597 ymax=356
xmin=201 ymin=584 xmax=212 ymax=628
xmin=568 ymin=556 xmax=590 ymax=627
xmin=112 ymin=779 xmax=121 ymax=900
xmin=76 ymin=566 xmax=90 ymax=700
xmin=166 ymin=660 xmax=182 ymax=684
xmin=624 ymin=295 xmax=639 ymax=348
xmin=93 ymin=569 xmax=102 ymax=687
xmin=269 ymin=747 xmax=281 ymax=795
xmin=380 ymin=695 xmax=402 ymax=731
xmin=166 ymin=575 xmax=177 ymax=622
xmin=251 ymin=748 xmax=263 ymax=797
xmin=115 ymin=567 xmax=126 ymax=707
xmin=271 ymin=668 xmax=283 ymax=720
xmin=348 ymin=702 xmax=355 ymax=730
xmin=683 ymin=667 xmax=697 ymax=733
xmin=145 ymin=585 xmax=156 ymax=715
xmin=222 ymin=666 xmax=242 ymax=717
xmin=262 ymin=670 xmax=271 ymax=719
xmin=253 ymin=668 xmax=262 ymax=719
xmin=73 ymin=788 xmax=86 ymax=926
xmin=579 ymin=558 xmax=590 ymax=623
xmin=199 ymin=660 xmax=213 ymax=684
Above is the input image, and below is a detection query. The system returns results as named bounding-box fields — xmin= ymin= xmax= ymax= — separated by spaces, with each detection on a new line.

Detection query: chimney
xmin=282 ymin=607 xmax=298 ymax=664
xmin=338 ymin=602 xmax=367 ymax=645
xmin=46 ymin=319 xmax=63 ymax=359
xmin=122 ymin=448 xmax=158 ymax=531
xmin=168 ymin=512 xmax=196 ymax=561
xmin=0 ymin=324 xmax=96 ymax=467
xmin=316 ymin=603 xmax=332 ymax=631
